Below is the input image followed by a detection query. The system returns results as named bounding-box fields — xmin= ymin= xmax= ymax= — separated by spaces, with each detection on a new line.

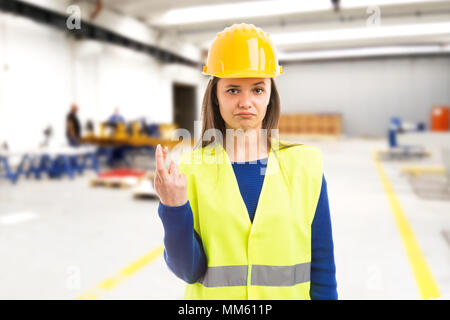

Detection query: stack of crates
xmin=279 ymin=113 xmax=342 ymax=136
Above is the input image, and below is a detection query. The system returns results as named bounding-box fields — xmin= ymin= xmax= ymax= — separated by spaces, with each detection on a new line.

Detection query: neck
xmin=224 ymin=128 xmax=269 ymax=162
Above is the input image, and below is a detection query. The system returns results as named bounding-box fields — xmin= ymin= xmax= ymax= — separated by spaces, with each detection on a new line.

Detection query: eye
xmin=254 ymin=88 xmax=264 ymax=94
xmin=227 ymin=88 xmax=239 ymax=94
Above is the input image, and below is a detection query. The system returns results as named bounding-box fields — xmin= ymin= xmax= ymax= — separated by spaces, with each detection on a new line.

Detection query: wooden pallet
xmin=133 ymin=192 xmax=158 ymax=199
xmin=132 ymin=179 xmax=158 ymax=200
xmin=407 ymin=174 xmax=450 ymax=201
xmin=375 ymin=149 xmax=430 ymax=161
xmin=90 ymin=170 xmax=156 ymax=189
xmin=90 ymin=179 xmax=134 ymax=188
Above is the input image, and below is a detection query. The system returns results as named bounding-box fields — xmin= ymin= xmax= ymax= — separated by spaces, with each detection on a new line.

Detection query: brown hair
xmin=195 ymin=76 xmax=300 ymax=152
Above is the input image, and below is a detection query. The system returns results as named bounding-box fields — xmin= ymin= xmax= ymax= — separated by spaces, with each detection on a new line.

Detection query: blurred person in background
xmin=66 ymin=103 xmax=81 ymax=147
xmin=108 ymin=107 xmax=125 ymax=124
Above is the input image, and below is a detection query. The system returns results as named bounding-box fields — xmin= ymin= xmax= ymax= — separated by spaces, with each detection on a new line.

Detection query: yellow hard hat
xmin=202 ymin=23 xmax=283 ymax=78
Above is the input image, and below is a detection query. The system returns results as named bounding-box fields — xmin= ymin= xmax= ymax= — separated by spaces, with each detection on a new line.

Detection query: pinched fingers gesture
xmin=154 ymin=144 xmax=187 ymax=207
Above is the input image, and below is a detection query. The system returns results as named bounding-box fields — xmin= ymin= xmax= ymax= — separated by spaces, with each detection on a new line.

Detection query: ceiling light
xmin=150 ymin=0 xmax=331 ymax=25
xmin=271 ymin=22 xmax=450 ymax=46
xmin=278 ymin=45 xmax=450 ymax=61
xmin=150 ymin=0 xmax=447 ymax=26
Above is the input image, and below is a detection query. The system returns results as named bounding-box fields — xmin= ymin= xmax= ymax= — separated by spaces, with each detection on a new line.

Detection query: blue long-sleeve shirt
xmin=158 ymin=157 xmax=337 ymax=300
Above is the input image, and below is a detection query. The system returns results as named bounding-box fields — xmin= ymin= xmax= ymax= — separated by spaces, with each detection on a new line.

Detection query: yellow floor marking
xmin=400 ymin=165 xmax=446 ymax=176
xmin=75 ymin=291 xmax=100 ymax=300
xmin=373 ymin=151 xmax=441 ymax=299
xmin=75 ymin=244 xmax=165 ymax=300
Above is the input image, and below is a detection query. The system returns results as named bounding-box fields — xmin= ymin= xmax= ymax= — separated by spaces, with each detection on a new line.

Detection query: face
xmin=216 ymin=78 xmax=271 ymax=131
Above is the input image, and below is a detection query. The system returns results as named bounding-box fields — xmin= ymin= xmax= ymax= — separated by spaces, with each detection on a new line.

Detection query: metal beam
xmin=0 ymin=0 xmax=200 ymax=68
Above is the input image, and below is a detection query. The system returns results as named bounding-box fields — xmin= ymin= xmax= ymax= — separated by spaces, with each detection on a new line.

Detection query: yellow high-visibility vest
xmin=178 ymin=138 xmax=323 ymax=300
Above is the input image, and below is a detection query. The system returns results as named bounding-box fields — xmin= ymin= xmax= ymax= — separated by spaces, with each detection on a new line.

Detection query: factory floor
xmin=1 ymin=137 xmax=449 ymax=300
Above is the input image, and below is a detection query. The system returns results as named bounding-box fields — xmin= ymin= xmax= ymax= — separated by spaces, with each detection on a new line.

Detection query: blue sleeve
xmin=157 ymin=200 xmax=207 ymax=284
xmin=310 ymin=175 xmax=338 ymax=300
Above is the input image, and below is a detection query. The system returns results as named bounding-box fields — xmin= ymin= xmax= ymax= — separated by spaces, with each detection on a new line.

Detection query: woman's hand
xmin=154 ymin=144 xmax=188 ymax=207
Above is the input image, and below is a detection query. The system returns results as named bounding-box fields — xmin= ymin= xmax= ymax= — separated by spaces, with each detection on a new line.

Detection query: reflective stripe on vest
xmin=200 ymin=263 xmax=311 ymax=287
xmin=200 ymin=265 xmax=247 ymax=287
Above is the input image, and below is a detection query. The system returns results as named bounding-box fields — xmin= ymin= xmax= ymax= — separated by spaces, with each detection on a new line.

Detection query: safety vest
xmin=177 ymin=138 xmax=323 ymax=300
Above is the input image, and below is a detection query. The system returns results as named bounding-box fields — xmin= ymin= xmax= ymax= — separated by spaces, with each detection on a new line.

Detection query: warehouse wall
xmin=277 ymin=56 xmax=450 ymax=137
xmin=0 ymin=12 xmax=203 ymax=151
xmin=0 ymin=13 xmax=73 ymax=150
xmin=73 ymin=42 xmax=172 ymax=125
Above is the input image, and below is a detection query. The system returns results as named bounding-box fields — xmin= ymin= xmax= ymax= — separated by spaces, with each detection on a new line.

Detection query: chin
xmin=239 ymin=125 xmax=258 ymax=132
xmin=227 ymin=121 xmax=259 ymax=132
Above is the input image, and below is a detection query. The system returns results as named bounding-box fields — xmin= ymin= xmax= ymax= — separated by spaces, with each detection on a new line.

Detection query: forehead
xmin=218 ymin=78 xmax=270 ymax=87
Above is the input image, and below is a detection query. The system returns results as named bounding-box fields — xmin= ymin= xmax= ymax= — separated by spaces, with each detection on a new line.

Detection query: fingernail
xmin=157 ymin=144 xmax=160 ymax=150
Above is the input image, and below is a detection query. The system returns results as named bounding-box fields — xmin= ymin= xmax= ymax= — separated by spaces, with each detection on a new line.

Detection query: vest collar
xmin=201 ymin=136 xmax=281 ymax=169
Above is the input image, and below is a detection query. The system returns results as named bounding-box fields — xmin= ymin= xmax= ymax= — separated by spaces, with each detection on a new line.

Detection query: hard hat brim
xmin=202 ymin=66 xmax=283 ymax=78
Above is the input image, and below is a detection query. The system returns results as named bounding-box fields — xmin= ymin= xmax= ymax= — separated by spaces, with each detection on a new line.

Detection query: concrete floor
xmin=1 ymin=137 xmax=449 ymax=299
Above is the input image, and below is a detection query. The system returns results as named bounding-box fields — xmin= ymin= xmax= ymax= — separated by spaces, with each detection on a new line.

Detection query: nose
xmin=238 ymin=90 xmax=252 ymax=109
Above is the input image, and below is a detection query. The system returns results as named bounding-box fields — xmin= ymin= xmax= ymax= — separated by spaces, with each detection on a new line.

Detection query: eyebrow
xmin=225 ymin=81 xmax=266 ymax=88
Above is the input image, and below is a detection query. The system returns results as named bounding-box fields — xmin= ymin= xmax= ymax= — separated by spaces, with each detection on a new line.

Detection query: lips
xmin=236 ymin=113 xmax=255 ymax=116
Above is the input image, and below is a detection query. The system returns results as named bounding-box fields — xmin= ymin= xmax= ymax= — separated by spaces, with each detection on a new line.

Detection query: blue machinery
xmin=387 ymin=117 xmax=427 ymax=159
xmin=0 ymin=148 xmax=99 ymax=184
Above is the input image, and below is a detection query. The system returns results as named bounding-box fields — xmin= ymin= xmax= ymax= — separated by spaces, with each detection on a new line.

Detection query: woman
xmin=155 ymin=23 xmax=337 ymax=300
